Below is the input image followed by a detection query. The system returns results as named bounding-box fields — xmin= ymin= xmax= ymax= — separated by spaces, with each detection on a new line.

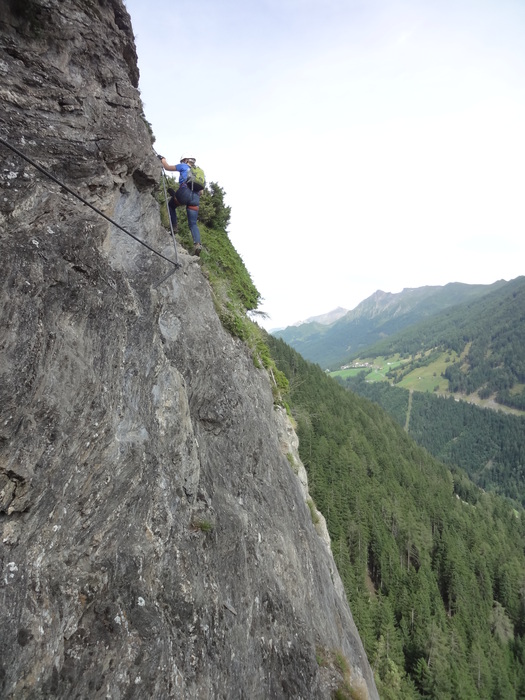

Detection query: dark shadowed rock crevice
xmin=0 ymin=1 xmax=379 ymax=698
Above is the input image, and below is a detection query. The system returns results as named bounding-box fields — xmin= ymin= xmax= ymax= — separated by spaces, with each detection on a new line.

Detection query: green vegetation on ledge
xmin=157 ymin=179 xmax=288 ymax=402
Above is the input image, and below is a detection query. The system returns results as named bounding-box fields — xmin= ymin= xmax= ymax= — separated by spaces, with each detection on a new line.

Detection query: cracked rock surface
xmin=0 ymin=1 xmax=378 ymax=698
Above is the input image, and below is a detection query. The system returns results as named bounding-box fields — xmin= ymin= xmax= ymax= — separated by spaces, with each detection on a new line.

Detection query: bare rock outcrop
xmin=0 ymin=1 xmax=378 ymax=698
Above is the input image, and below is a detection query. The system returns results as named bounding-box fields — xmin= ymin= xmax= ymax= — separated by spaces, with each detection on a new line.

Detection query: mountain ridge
xmin=270 ymin=306 xmax=349 ymax=333
xmin=342 ymin=274 xmax=525 ymax=412
xmin=273 ymin=279 xmax=509 ymax=368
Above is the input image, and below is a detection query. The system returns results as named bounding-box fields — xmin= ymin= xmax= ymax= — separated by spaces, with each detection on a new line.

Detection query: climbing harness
xmin=0 ymin=135 xmax=181 ymax=284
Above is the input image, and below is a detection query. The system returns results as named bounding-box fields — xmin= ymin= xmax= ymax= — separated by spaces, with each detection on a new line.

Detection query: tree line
xmin=267 ymin=333 xmax=525 ymax=699
xmin=345 ymin=374 xmax=525 ymax=506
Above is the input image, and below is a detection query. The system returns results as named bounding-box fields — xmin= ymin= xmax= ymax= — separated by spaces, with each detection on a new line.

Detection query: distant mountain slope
xmin=269 ymin=308 xmax=348 ymax=334
xmin=302 ymin=306 xmax=349 ymax=326
xmin=273 ymin=281 xmax=506 ymax=368
xmin=357 ymin=275 xmax=525 ymax=411
xmin=344 ymin=375 xmax=525 ymax=504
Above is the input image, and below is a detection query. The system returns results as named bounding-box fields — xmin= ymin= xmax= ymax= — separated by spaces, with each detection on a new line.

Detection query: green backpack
xmin=187 ymin=165 xmax=206 ymax=192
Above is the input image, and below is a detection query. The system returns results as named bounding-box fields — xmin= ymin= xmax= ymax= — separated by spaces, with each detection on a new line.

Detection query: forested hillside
xmin=273 ymin=281 xmax=505 ymax=369
xmin=267 ymin=334 xmax=525 ymax=699
xmin=343 ymin=376 xmax=525 ymax=506
xmin=354 ymin=276 xmax=525 ymax=411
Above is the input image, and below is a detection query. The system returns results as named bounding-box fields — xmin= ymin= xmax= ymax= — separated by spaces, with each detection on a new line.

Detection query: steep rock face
xmin=0 ymin=2 xmax=378 ymax=698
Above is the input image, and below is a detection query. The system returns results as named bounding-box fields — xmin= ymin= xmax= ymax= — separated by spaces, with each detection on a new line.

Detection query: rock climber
xmin=158 ymin=154 xmax=203 ymax=256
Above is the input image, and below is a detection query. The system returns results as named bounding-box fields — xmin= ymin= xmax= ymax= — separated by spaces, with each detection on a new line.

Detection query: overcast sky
xmin=124 ymin=0 xmax=525 ymax=330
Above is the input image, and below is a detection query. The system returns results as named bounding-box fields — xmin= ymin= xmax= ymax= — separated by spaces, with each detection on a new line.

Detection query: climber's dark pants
xmin=170 ymin=185 xmax=201 ymax=244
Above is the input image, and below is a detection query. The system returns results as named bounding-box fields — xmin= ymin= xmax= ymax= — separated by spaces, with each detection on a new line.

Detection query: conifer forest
xmin=268 ymin=335 xmax=525 ymax=699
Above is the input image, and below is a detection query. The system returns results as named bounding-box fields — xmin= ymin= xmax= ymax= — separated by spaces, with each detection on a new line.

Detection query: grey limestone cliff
xmin=0 ymin=1 xmax=378 ymax=698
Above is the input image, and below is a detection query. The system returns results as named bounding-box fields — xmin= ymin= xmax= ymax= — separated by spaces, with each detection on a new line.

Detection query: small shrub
xmin=333 ymin=686 xmax=352 ymax=700
xmin=318 ymin=649 xmax=366 ymax=700
xmin=316 ymin=646 xmax=329 ymax=667
xmin=335 ymin=651 xmax=350 ymax=675
xmin=191 ymin=518 xmax=213 ymax=533
xmin=307 ymin=498 xmax=320 ymax=525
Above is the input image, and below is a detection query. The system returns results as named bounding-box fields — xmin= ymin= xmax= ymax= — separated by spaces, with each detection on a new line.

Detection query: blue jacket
xmin=174 ymin=162 xmax=191 ymax=186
